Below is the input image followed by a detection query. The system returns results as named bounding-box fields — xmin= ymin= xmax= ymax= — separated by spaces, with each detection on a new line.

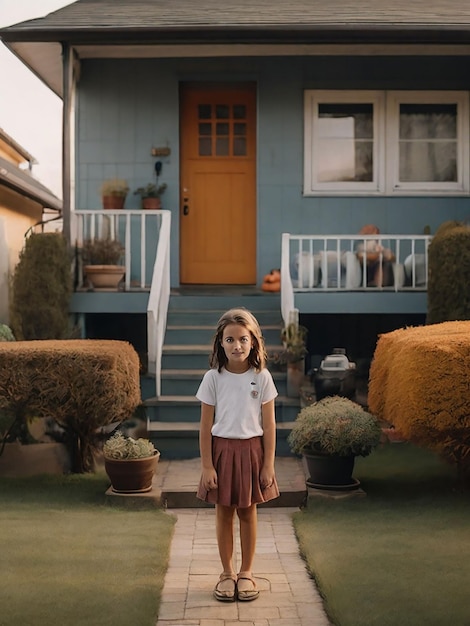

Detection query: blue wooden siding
xmin=76 ymin=56 xmax=470 ymax=294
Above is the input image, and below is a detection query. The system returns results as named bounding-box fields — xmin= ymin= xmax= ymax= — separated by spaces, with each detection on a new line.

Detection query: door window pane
xmin=216 ymin=123 xmax=229 ymax=136
xmin=198 ymin=104 xmax=211 ymax=119
xmin=199 ymin=123 xmax=212 ymax=136
xmin=216 ymin=138 xmax=229 ymax=156
xmin=233 ymin=105 xmax=246 ymax=119
xmin=216 ymin=105 xmax=229 ymax=119
xmin=199 ymin=138 xmax=212 ymax=156
xmin=233 ymin=137 xmax=247 ymax=156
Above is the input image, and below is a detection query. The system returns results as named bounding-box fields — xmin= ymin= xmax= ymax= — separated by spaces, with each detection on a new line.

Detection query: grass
xmin=0 ymin=472 xmax=175 ymax=626
xmin=293 ymin=443 xmax=470 ymax=626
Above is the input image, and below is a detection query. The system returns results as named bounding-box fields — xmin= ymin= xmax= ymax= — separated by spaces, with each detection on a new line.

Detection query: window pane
xmin=233 ymin=105 xmax=246 ymax=119
xmin=216 ymin=105 xmax=229 ymax=119
xmin=399 ymin=104 xmax=457 ymax=139
xmin=399 ymin=141 xmax=457 ymax=182
xmin=216 ymin=123 xmax=229 ymax=136
xmin=399 ymin=103 xmax=458 ymax=182
xmin=319 ymin=104 xmax=373 ymax=139
xmin=234 ymin=123 xmax=246 ymax=136
xmin=198 ymin=104 xmax=211 ymax=119
xmin=216 ymin=138 xmax=229 ymax=156
xmin=317 ymin=103 xmax=374 ymax=182
xmin=199 ymin=123 xmax=212 ymax=136
xmin=199 ymin=138 xmax=212 ymax=156
xmin=233 ymin=137 xmax=247 ymax=156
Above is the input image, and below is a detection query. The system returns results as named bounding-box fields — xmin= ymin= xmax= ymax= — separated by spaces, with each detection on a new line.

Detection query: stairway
xmin=142 ymin=291 xmax=301 ymax=459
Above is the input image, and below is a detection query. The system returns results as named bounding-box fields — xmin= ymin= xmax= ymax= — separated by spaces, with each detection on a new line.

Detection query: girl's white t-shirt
xmin=196 ymin=367 xmax=278 ymax=439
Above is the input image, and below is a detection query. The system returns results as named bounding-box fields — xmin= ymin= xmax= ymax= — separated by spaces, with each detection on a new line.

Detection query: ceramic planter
xmin=104 ymin=451 xmax=160 ymax=493
xmin=302 ymin=449 xmax=360 ymax=490
xmin=84 ymin=264 xmax=125 ymax=290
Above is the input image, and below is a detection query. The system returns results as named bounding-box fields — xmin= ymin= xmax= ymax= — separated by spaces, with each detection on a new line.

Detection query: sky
xmin=0 ymin=0 xmax=74 ymax=198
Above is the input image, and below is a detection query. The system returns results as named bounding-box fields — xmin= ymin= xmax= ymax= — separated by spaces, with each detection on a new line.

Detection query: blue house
xmin=2 ymin=1 xmax=470 ymax=456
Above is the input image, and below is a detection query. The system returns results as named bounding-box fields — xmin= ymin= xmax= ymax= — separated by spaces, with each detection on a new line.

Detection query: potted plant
xmin=103 ymin=431 xmax=160 ymax=493
xmin=133 ymin=183 xmax=167 ymax=209
xmin=288 ymin=395 xmax=382 ymax=490
xmin=81 ymin=237 xmax=125 ymax=290
xmin=270 ymin=317 xmax=308 ymax=397
xmin=100 ymin=178 xmax=129 ymax=210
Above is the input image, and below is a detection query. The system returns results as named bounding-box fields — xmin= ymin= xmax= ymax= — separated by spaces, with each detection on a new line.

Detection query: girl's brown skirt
xmin=196 ymin=436 xmax=280 ymax=508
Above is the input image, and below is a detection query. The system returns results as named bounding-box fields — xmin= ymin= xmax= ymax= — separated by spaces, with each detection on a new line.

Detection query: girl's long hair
xmin=210 ymin=308 xmax=267 ymax=372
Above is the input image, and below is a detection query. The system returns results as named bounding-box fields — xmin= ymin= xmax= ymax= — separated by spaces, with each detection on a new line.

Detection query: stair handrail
xmin=281 ymin=232 xmax=296 ymax=326
xmin=147 ymin=210 xmax=172 ymax=396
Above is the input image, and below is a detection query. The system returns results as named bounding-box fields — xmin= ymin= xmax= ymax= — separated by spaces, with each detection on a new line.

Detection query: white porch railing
xmin=281 ymin=232 xmax=432 ymax=325
xmin=73 ymin=209 xmax=172 ymax=395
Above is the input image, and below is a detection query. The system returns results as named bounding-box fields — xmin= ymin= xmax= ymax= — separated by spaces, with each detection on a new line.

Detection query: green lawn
xmin=0 ymin=472 xmax=175 ymax=626
xmin=294 ymin=443 xmax=470 ymax=626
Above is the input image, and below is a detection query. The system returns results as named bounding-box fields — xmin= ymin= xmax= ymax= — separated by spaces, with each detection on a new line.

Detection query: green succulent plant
xmin=288 ymin=395 xmax=381 ymax=457
xmin=133 ymin=183 xmax=167 ymax=198
xmin=103 ymin=431 xmax=156 ymax=460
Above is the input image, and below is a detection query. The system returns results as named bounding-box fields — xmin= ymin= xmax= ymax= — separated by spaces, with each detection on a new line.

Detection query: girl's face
xmin=221 ymin=323 xmax=253 ymax=372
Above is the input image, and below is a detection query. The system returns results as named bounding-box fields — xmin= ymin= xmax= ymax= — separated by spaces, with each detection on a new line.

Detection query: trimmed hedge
xmin=427 ymin=221 xmax=470 ymax=324
xmin=368 ymin=321 xmax=470 ymax=485
xmin=0 ymin=340 xmax=141 ymax=472
xmin=10 ymin=233 xmax=72 ymax=340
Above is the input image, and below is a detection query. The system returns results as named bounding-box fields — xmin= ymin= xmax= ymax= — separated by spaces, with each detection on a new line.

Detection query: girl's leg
xmin=236 ymin=504 xmax=259 ymax=600
xmin=215 ymin=504 xmax=237 ymax=596
xmin=237 ymin=504 xmax=257 ymax=573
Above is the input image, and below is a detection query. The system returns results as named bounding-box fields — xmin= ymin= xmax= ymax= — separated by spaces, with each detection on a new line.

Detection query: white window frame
xmin=386 ymin=91 xmax=469 ymax=194
xmin=304 ymin=90 xmax=385 ymax=195
xmin=304 ymin=89 xmax=469 ymax=196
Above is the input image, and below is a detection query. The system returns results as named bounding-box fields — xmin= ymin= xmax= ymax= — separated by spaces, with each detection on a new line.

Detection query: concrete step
xmin=147 ymin=420 xmax=297 ymax=459
xmin=159 ymin=368 xmax=288 ymax=396
xmin=167 ymin=309 xmax=283 ymax=325
xmin=145 ymin=394 xmax=300 ymax=424
xmin=164 ymin=324 xmax=281 ymax=346
xmin=168 ymin=292 xmax=281 ymax=312
xmin=161 ymin=343 xmax=285 ymax=370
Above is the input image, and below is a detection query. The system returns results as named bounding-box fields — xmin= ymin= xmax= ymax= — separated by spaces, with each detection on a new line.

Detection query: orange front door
xmin=180 ymin=83 xmax=257 ymax=284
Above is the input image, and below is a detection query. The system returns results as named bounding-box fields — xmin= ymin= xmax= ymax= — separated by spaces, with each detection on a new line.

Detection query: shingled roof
xmin=2 ymin=0 xmax=470 ymax=96
xmin=4 ymin=0 xmax=470 ymax=39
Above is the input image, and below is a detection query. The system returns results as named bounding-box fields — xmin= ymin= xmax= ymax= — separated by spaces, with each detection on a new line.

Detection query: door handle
xmin=183 ymin=204 xmax=189 ymax=215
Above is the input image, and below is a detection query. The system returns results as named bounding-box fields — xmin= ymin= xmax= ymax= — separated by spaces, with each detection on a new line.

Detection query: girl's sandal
xmin=236 ymin=572 xmax=259 ymax=601
xmin=213 ymin=572 xmax=237 ymax=602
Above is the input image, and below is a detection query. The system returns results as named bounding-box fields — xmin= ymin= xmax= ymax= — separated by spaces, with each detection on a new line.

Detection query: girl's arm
xmin=261 ymin=398 xmax=276 ymax=488
xmin=199 ymin=401 xmax=217 ymax=490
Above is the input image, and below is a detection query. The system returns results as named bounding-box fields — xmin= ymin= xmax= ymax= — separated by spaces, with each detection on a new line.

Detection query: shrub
xmin=369 ymin=321 xmax=470 ymax=486
xmin=10 ymin=233 xmax=72 ymax=340
xmin=0 ymin=340 xmax=141 ymax=472
xmin=427 ymin=221 xmax=470 ymax=324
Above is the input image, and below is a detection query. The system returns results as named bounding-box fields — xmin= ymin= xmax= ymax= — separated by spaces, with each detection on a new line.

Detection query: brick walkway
xmin=156 ymin=506 xmax=331 ymax=626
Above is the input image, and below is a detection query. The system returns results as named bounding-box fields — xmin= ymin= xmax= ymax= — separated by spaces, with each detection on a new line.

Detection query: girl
xmin=196 ymin=308 xmax=280 ymax=602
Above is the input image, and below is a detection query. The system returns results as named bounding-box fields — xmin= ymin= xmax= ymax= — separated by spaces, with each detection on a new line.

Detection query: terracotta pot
xmin=104 ymin=451 xmax=160 ymax=493
xmin=102 ymin=195 xmax=126 ymax=210
xmin=142 ymin=197 xmax=162 ymax=210
xmin=287 ymin=359 xmax=305 ymax=397
xmin=84 ymin=264 xmax=125 ymax=290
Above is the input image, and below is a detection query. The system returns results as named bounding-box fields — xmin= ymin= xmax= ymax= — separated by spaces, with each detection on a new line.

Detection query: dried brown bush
xmin=0 ymin=340 xmax=141 ymax=472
